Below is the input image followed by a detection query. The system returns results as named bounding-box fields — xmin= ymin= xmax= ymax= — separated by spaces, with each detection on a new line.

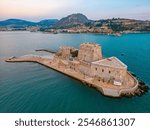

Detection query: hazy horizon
xmin=0 ymin=0 xmax=150 ymax=22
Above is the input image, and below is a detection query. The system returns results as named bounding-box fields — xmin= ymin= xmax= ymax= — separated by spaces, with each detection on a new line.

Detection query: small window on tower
xmin=102 ymin=69 xmax=104 ymax=72
xmin=109 ymin=70 xmax=111 ymax=74
xmin=95 ymin=68 xmax=97 ymax=71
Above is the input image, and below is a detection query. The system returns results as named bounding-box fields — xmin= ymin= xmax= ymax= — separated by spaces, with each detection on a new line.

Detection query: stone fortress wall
xmin=78 ymin=43 xmax=102 ymax=62
xmin=54 ymin=42 xmax=137 ymax=90
xmin=91 ymin=57 xmax=127 ymax=85
xmin=77 ymin=43 xmax=127 ymax=86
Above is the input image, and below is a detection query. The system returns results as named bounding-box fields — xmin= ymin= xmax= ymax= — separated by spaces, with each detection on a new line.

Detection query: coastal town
xmin=0 ymin=13 xmax=150 ymax=35
xmin=6 ymin=42 xmax=148 ymax=97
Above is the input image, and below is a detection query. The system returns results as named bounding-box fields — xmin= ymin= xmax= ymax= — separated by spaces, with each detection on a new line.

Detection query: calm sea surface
xmin=0 ymin=31 xmax=150 ymax=113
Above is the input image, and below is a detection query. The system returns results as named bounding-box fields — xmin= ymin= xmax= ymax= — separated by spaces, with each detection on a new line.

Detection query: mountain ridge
xmin=0 ymin=13 xmax=150 ymax=33
xmin=0 ymin=18 xmax=58 ymax=27
xmin=54 ymin=13 xmax=89 ymax=28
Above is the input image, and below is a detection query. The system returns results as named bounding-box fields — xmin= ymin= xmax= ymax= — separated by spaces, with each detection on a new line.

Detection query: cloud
xmin=0 ymin=0 xmax=80 ymax=20
xmin=0 ymin=0 xmax=150 ymax=21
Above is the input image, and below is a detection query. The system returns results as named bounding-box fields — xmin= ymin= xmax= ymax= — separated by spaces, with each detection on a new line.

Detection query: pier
xmin=35 ymin=49 xmax=57 ymax=53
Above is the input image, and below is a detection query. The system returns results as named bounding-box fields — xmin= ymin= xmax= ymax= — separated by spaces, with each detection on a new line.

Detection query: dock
xmin=35 ymin=49 xmax=57 ymax=53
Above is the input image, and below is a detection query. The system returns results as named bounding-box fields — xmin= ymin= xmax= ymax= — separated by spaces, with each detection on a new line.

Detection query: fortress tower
xmin=78 ymin=43 xmax=102 ymax=62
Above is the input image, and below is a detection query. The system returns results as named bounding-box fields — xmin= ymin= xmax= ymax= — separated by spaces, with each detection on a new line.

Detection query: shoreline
xmin=0 ymin=30 xmax=150 ymax=35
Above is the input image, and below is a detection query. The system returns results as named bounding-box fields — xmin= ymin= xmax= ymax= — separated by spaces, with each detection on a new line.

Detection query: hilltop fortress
xmin=6 ymin=43 xmax=139 ymax=97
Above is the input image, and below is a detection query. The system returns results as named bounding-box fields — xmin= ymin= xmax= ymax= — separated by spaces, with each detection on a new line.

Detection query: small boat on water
xmin=113 ymin=33 xmax=122 ymax=36
xmin=53 ymin=31 xmax=58 ymax=34
xmin=8 ymin=56 xmax=15 ymax=60
xmin=121 ymin=53 xmax=125 ymax=56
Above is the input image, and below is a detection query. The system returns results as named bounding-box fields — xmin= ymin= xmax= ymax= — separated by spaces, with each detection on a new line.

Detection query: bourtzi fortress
xmin=51 ymin=43 xmax=138 ymax=97
xmin=6 ymin=43 xmax=139 ymax=97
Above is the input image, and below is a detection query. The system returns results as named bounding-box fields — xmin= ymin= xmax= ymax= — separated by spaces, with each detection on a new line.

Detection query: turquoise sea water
xmin=0 ymin=31 xmax=150 ymax=113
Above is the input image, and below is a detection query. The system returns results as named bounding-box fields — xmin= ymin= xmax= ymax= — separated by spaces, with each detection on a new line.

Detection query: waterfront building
xmin=91 ymin=57 xmax=127 ymax=86
xmin=77 ymin=43 xmax=127 ymax=86
xmin=54 ymin=42 xmax=128 ymax=86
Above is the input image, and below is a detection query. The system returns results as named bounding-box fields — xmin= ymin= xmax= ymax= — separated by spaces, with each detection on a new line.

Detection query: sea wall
xmin=101 ymin=88 xmax=120 ymax=97
xmin=118 ymin=72 xmax=139 ymax=96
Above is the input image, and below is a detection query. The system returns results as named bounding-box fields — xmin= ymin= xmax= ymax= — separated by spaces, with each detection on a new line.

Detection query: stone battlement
xmin=78 ymin=42 xmax=102 ymax=62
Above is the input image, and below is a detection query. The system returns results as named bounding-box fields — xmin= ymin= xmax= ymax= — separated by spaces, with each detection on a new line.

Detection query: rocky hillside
xmin=54 ymin=13 xmax=89 ymax=28
xmin=0 ymin=19 xmax=36 ymax=27
xmin=37 ymin=19 xmax=58 ymax=27
xmin=0 ymin=13 xmax=150 ymax=33
xmin=0 ymin=19 xmax=58 ymax=28
xmin=87 ymin=18 xmax=150 ymax=32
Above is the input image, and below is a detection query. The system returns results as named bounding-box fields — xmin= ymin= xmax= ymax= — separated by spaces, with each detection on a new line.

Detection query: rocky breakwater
xmin=121 ymin=72 xmax=149 ymax=97
xmin=135 ymin=80 xmax=150 ymax=96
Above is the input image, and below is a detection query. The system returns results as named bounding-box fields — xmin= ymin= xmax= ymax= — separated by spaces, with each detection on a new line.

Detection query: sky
xmin=0 ymin=0 xmax=150 ymax=21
